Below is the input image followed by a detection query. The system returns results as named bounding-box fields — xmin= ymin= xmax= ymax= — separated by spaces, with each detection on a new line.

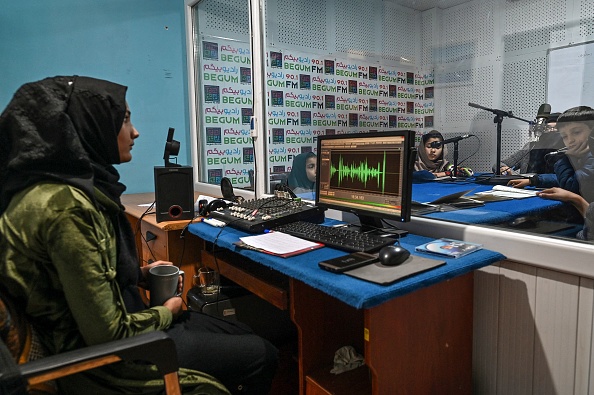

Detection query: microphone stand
xmin=452 ymin=140 xmax=460 ymax=179
xmin=468 ymin=102 xmax=531 ymax=184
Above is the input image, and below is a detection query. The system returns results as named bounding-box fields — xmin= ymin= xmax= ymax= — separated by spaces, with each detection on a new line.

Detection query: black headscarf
xmin=287 ymin=152 xmax=316 ymax=191
xmin=0 ymin=76 xmax=145 ymax=312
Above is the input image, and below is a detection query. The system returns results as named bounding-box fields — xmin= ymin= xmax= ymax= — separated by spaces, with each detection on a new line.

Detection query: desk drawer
xmin=200 ymin=250 xmax=289 ymax=310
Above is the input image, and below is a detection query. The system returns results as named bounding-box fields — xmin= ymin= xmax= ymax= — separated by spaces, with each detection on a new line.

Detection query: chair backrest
xmin=0 ymin=292 xmax=20 ymax=359
xmin=0 ymin=290 xmax=55 ymax=394
xmin=0 ymin=289 xmax=185 ymax=395
xmin=270 ymin=172 xmax=289 ymax=191
xmin=0 ymin=340 xmax=28 ymax=395
xmin=0 ymin=291 xmax=39 ymax=363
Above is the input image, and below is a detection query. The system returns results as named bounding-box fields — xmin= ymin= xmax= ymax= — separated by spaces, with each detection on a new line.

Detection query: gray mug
xmin=148 ymin=265 xmax=185 ymax=307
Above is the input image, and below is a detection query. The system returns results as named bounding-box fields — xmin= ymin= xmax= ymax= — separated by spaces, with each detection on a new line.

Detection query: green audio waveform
xmin=329 ymin=152 xmax=386 ymax=192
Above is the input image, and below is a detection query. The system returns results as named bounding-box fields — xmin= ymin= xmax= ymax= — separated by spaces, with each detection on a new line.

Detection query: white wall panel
xmin=503 ymin=0 xmax=568 ymax=53
xmin=578 ymin=0 xmax=594 ymax=39
xmin=382 ymin=2 xmax=420 ymax=63
xmin=575 ymin=278 xmax=594 ymax=395
xmin=274 ymin=0 xmax=328 ymax=50
xmin=440 ymin=0 xmax=496 ymax=63
xmin=474 ymin=260 xmax=594 ymax=395
xmin=473 ymin=264 xmax=501 ymax=395
xmin=420 ymin=8 xmax=438 ymax=68
xmin=335 ymin=0 xmax=381 ymax=57
xmin=500 ymin=54 xmax=548 ymax=160
xmin=533 ymin=269 xmax=579 ymax=395
xmin=200 ymin=0 xmax=249 ymax=37
xmin=495 ymin=262 xmax=537 ymax=395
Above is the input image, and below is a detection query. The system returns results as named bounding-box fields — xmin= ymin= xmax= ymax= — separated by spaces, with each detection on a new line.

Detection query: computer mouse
xmin=378 ymin=245 xmax=411 ymax=266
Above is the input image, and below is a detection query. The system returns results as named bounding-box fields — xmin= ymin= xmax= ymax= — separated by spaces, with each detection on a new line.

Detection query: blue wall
xmin=0 ymin=0 xmax=191 ymax=193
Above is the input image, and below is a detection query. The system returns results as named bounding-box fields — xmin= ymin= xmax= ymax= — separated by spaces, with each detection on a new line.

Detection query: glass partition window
xmin=187 ymin=0 xmax=594 ymax=245
xmin=263 ymin=0 xmax=431 ymax=195
xmin=189 ymin=0 xmax=254 ymax=190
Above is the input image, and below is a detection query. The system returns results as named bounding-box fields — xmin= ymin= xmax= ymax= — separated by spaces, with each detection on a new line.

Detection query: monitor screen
xmin=315 ymin=130 xmax=415 ymax=232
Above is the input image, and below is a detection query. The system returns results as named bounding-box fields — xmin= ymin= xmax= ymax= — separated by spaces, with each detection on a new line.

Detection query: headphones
xmin=197 ymin=199 xmax=228 ymax=216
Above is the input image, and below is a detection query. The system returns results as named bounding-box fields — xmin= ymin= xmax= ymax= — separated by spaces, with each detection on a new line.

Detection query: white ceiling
xmin=389 ymin=0 xmax=472 ymax=11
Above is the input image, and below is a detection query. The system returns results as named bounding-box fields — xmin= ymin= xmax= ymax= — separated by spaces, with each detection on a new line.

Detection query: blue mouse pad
xmin=344 ymin=255 xmax=446 ymax=285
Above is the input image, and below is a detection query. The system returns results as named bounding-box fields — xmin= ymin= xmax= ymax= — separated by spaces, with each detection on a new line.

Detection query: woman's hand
xmin=138 ymin=260 xmax=174 ymax=290
xmin=163 ymin=296 xmax=184 ymax=319
xmin=507 ymin=179 xmax=530 ymax=188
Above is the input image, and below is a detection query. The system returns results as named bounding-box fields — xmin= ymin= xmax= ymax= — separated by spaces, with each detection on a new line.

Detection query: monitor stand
xmin=356 ymin=215 xmax=408 ymax=239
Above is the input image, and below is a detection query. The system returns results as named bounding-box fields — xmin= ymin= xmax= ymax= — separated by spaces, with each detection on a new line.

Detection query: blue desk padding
xmin=412 ymin=181 xmax=564 ymax=224
xmin=188 ymin=219 xmax=505 ymax=309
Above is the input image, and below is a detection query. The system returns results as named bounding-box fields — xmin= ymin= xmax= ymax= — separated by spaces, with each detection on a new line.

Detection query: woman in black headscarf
xmin=287 ymin=151 xmax=316 ymax=193
xmin=0 ymin=76 xmax=277 ymax=394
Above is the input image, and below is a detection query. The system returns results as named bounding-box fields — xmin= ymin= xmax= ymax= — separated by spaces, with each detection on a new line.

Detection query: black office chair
xmin=0 ymin=289 xmax=228 ymax=395
xmin=269 ymin=172 xmax=289 ymax=191
xmin=0 ymin=331 xmax=182 ymax=395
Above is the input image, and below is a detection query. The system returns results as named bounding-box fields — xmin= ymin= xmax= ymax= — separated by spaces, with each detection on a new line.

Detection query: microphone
xmin=220 ymin=177 xmax=244 ymax=204
xmin=536 ymin=103 xmax=551 ymax=121
xmin=429 ymin=134 xmax=471 ymax=148
xmin=544 ymin=147 xmax=568 ymax=157
xmin=530 ymin=103 xmax=551 ymax=137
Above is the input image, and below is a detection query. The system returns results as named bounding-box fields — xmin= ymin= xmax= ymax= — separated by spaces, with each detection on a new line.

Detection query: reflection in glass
xmin=188 ymin=0 xmax=594 ymax=244
xmin=191 ymin=0 xmax=253 ymax=189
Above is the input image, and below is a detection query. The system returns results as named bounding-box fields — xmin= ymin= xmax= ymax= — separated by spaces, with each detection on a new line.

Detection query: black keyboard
xmin=272 ymin=221 xmax=397 ymax=253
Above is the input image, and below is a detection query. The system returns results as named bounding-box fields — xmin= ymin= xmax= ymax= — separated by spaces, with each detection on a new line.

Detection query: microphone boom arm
xmin=468 ymin=102 xmax=531 ymax=176
xmin=468 ymin=102 xmax=532 ymax=124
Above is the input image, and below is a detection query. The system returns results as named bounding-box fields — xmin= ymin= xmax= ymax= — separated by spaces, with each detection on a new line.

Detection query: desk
xmin=188 ymin=220 xmax=504 ymax=394
xmin=412 ymin=181 xmax=565 ymax=224
xmin=300 ymin=182 xmax=567 ymax=225
xmin=123 ymin=192 xmax=505 ymax=394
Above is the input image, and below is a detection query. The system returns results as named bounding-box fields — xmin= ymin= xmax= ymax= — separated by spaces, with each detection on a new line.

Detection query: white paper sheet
xmin=239 ymin=231 xmax=320 ymax=255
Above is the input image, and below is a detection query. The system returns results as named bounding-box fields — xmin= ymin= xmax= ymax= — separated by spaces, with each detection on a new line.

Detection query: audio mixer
xmin=208 ymin=195 xmax=326 ymax=233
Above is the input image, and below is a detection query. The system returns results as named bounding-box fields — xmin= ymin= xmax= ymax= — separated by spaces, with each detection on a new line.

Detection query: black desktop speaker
xmin=154 ymin=166 xmax=195 ymax=222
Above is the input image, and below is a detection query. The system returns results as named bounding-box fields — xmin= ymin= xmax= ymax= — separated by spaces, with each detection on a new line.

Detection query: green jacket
xmin=0 ymin=182 xmax=229 ymax=395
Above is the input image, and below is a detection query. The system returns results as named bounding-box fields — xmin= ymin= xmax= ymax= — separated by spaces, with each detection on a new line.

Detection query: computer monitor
xmin=315 ymin=130 xmax=416 ymax=233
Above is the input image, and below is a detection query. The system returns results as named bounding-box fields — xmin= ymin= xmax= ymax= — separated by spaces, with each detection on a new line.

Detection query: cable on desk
xmin=204 ymin=216 xmax=244 ymax=309
xmin=136 ymin=201 xmax=157 ymax=263
xmin=200 ymin=223 xmax=228 ymax=309
xmin=251 ymin=136 xmax=258 ymax=200
xmin=455 ymin=134 xmax=480 ymax=168
xmin=178 ymin=213 xmax=201 ymax=268
xmin=199 ymin=197 xmax=296 ymax=311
